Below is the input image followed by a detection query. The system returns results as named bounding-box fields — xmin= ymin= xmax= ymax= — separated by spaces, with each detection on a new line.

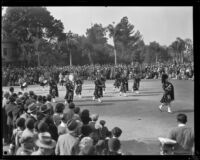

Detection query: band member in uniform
xmin=120 ymin=73 xmax=128 ymax=97
xmin=113 ymin=70 xmax=121 ymax=91
xmin=64 ymin=74 xmax=75 ymax=104
xmin=49 ymin=77 xmax=59 ymax=103
xmin=100 ymin=73 xmax=106 ymax=94
xmin=75 ymin=76 xmax=83 ymax=98
xmin=158 ymin=74 xmax=175 ymax=113
xmin=19 ymin=76 xmax=28 ymax=92
xmin=132 ymin=72 xmax=141 ymax=94
xmin=39 ymin=74 xmax=48 ymax=90
xmin=59 ymin=72 xmax=64 ymax=87
xmin=93 ymin=75 xmax=104 ymax=103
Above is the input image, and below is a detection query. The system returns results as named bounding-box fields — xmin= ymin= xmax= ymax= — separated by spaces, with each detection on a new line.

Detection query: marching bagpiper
xmin=19 ymin=76 xmax=28 ymax=92
xmin=93 ymin=75 xmax=104 ymax=103
xmin=39 ymin=74 xmax=48 ymax=90
xmin=132 ymin=72 xmax=141 ymax=94
xmin=119 ymin=73 xmax=128 ymax=97
xmin=75 ymin=76 xmax=83 ymax=98
xmin=113 ymin=70 xmax=121 ymax=91
xmin=158 ymin=74 xmax=175 ymax=113
xmin=64 ymin=74 xmax=75 ymax=104
xmin=49 ymin=76 xmax=59 ymax=103
xmin=100 ymin=73 xmax=106 ymax=94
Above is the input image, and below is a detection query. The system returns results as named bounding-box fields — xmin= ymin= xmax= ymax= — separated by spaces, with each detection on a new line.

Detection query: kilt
xmin=120 ymin=83 xmax=127 ymax=93
xmin=94 ymin=88 xmax=103 ymax=99
xmin=65 ymin=91 xmax=74 ymax=103
xmin=160 ymin=94 xmax=172 ymax=104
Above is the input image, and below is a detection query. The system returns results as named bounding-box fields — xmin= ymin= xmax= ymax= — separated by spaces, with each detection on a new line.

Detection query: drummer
xmin=19 ymin=76 xmax=28 ymax=92
xmin=39 ymin=74 xmax=48 ymax=90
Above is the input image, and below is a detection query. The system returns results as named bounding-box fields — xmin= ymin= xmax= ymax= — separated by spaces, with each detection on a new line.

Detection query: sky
xmin=2 ymin=7 xmax=193 ymax=46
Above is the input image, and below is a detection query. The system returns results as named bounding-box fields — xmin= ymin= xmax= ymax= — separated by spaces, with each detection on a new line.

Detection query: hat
xmin=111 ymin=127 xmax=122 ymax=138
xmin=91 ymin=114 xmax=99 ymax=121
xmin=40 ymin=104 xmax=50 ymax=113
xmin=108 ymin=138 xmax=121 ymax=152
xmin=27 ymin=103 xmax=37 ymax=113
xmin=67 ymin=119 xmax=78 ymax=131
xmin=35 ymin=132 xmax=56 ymax=149
xmin=16 ymin=117 xmax=25 ymax=128
xmin=69 ymin=102 xmax=75 ymax=109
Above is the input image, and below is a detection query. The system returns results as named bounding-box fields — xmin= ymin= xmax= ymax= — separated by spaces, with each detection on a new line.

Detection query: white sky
xmin=2 ymin=7 xmax=193 ymax=46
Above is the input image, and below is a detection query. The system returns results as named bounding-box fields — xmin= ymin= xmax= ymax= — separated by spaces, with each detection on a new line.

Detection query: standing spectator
xmin=168 ymin=114 xmax=194 ymax=155
xmin=53 ymin=103 xmax=65 ymax=127
xmin=99 ymin=120 xmax=110 ymax=140
xmin=55 ymin=119 xmax=79 ymax=155
xmin=16 ymin=137 xmax=35 ymax=155
xmin=78 ymin=137 xmax=95 ymax=155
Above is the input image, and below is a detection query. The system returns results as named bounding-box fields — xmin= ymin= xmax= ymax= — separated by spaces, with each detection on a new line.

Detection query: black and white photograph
xmin=1 ymin=6 xmax=195 ymax=156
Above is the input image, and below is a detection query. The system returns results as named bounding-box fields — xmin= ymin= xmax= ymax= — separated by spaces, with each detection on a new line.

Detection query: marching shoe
xmin=132 ymin=89 xmax=134 ymax=92
xmin=167 ymin=107 xmax=172 ymax=113
xmin=158 ymin=105 xmax=163 ymax=112
xmin=92 ymin=97 xmax=95 ymax=101
xmin=119 ymin=92 xmax=122 ymax=96
xmin=136 ymin=91 xmax=139 ymax=94
xmin=79 ymin=95 xmax=82 ymax=98
xmin=98 ymin=98 xmax=102 ymax=103
xmin=124 ymin=93 xmax=127 ymax=97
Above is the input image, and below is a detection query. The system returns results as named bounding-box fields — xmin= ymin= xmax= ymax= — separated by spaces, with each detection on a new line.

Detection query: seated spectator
xmin=78 ymin=137 xmax=95 ymax=155
xmin=108 ymin=138 xmax=122 ymax=155
xmin=168 ymin=113 xmax=194 ymax=155
xmin=32 ymin=132 xmax=56 ymax=155
xmin=53 ymin=103 xmax=65 ymax=127
xmin=55 ymin=119 xmax=79 ymax=155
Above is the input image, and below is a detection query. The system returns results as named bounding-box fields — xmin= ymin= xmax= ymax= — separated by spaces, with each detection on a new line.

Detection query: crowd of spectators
xmin=2 ymin=62 xmax=194 ymax=87
xmin=2 ymin=87 xmax=124 ymax=155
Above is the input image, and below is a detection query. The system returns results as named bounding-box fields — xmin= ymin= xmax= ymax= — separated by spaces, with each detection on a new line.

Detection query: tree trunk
xmin=69 ymin=51 xmax=72 ymax=66
xmin=114 ymin=48 xmax=117 ymax=65
xmin=88 ymin=51 xmax=93 ymax=65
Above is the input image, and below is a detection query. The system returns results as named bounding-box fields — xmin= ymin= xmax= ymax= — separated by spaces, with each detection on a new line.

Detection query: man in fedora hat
xmin=27 ymin=103 xmax=38 ymax=122
xmin=55 ymin=119 xmax=79 ymax=155
xmin=32 ymin=132 xmax=56 ymax=155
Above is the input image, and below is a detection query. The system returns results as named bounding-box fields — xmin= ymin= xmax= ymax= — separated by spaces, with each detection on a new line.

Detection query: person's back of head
xmin=111 ymin=127 xmax=122 ymax=138
xmin=9 ymin=87 xmax=14 ymax=93
xmin=177 ymin=114 xmax=187 ymax=124
xmin=25 ymin=118 xmax=34 ymax=130
xmin=74 ymin=107 xmax=80 ymax=114
xmin=37 ymin=95 xmax=43 ymax=103
xmin=46 ymin=94 xmax=52 ymax=102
